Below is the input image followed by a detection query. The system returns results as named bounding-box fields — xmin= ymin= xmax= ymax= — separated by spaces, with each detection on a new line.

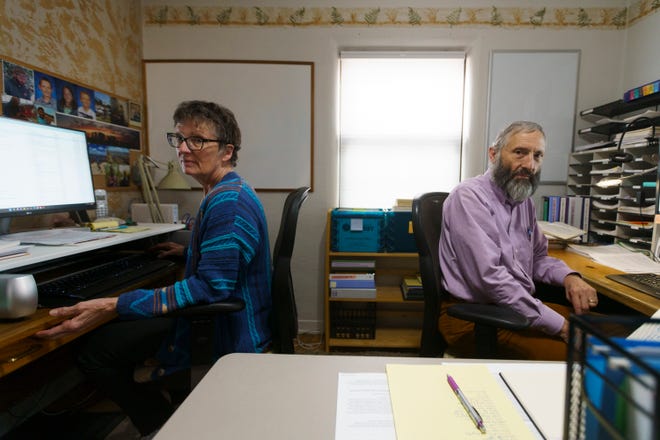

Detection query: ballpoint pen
xmin=447 ymin=374 xmax=487 ymax=434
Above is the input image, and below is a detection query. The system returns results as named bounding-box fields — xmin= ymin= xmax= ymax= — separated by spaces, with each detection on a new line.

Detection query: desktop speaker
xmin=131 ymin=203 xmax=179 ymax=224
xmin=0 ymin=274 xmax=38 ymax=319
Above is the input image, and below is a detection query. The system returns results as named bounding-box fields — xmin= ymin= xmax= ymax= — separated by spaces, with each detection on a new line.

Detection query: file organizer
xmin=384 ymin=211 xmax=417 ymax=253
xmin=565 ymin=315 xmax=660 ymax=440
xmin=330 ymin=209 xmax=386 ymax=252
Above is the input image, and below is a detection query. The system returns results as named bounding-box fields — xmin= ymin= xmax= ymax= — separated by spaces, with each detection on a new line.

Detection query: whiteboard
xmin=486 ymin=51 xmax=579 ymax=183
xmin=144 ymin=60 xmax=313 ymax=191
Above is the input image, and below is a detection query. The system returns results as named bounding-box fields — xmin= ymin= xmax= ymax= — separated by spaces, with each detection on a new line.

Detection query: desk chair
xmin=411 ymin=192 xmax=530 ymax=358
xmin=270 ymin=186 xmax=310 ymax=354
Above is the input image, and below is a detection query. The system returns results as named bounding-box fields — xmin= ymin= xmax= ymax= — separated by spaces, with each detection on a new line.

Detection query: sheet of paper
xmin=386 ymin=364 xmax=536 ymax=440
xmin=498 ymin=364 xmax=566 ymax=440
xmin=627 ymin=309 xmax=660 ymax=341
xmin=335 ymin=373 xmax=395 ymax=440
xmin=567 ymin=244 xmax=660 ymax=273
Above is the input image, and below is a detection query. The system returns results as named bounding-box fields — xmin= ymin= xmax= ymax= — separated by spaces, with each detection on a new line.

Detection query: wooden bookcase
xmin=323 ymin=211 xmax=422 ymax=351
xmin=569 ymin=94 xmax=660 ymax=250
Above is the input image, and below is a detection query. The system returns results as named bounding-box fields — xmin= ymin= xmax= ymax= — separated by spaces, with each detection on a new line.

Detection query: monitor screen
xmin=0 ymin=117 xmax=96 ymax=219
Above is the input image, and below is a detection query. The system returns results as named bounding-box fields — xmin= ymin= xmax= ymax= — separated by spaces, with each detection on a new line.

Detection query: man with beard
xmin=438 ymin=121 xmax=597 ymax=360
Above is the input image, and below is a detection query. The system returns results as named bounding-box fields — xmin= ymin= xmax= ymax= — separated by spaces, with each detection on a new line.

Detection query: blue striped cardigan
xmin=116 ymin=171 xmax=272 ymax=377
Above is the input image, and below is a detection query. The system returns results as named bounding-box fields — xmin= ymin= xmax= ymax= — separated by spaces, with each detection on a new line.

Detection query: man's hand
xmin=564 ymin=273 xmax=598 ymax=315
xmin=558 ymin=319 xmax=570 ymax=343
xmin=149 ymin=241 xmax=185 ymax=258
xmin=35 ymin=297 xmax=118 ymax=339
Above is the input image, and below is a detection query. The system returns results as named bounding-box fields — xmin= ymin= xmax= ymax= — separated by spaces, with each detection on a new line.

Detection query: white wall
xmin=142 ymin=4 xmax=658 ymax=333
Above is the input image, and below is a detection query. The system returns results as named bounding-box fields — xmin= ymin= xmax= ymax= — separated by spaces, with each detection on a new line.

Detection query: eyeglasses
xmin=166 ymin=132 xmax=223 ymax=151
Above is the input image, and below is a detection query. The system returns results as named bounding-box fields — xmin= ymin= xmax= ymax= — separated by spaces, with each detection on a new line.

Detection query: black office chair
xmin=412 ymin=192 xmax=530 ymax=358
xmin=270 ymin=186 xmax=310 ymax=354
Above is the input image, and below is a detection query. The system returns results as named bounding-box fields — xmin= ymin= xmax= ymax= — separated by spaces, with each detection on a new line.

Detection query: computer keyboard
xmin=37 ymin=252 xmax=177 ymax=307
xmin=606 ymin=273 xmax=660 ymax=299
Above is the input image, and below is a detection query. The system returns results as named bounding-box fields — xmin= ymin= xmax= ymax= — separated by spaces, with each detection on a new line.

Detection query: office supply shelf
xmin=324 ymin=211 xmax=422 ymax=352
xmin=580 ymin=93 xmax=660 ymax=118
xmin=565 ymin=314 xmax=660 ymax=440
xmin=570 ymin=96 xmax=659 ymax=251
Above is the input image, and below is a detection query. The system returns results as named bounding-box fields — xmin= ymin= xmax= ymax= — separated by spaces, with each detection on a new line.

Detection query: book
xmin=331 ymin=259 xmax=376 ymax=270
xmin=329 ymin=273 xmax=375 ymax=280
xmin=538 ymin=221 xmax=586 ymax=241
xmin=329 ymin=279 xmax=376 ymax=289
xmin=401 ymin=275 xmax=424 ymax=300
xmin=330 ymin=288 xmax=377 ymax=299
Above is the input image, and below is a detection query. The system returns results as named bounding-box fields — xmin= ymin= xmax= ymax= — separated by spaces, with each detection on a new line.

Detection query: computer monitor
xmin=0 ymin=116 xmax=96 ymax=234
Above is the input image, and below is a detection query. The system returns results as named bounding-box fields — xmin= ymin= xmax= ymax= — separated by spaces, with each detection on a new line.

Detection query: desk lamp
xmin=157 ymin=161 xmax=191 ymax=190
xmin=608 ymin=116 xmax=658 ymax=164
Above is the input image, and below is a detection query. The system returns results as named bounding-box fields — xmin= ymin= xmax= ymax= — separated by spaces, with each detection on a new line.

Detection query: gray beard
xmin=492 ymin=158 xmax=540 ymax=202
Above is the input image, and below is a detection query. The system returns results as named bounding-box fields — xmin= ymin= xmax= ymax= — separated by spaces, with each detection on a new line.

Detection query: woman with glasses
xmin=37 ymin=101 xmax=272 ymax=438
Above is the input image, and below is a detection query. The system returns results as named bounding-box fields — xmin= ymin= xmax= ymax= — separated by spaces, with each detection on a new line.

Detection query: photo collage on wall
xmin=1 ymin=59 xmax=143 ymax=189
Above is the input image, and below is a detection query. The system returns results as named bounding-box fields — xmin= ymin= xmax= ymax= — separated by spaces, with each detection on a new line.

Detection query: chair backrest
xmin=270 ymin=186 xmax=310 ymax=353
xmin=411 ymin=192 xmax=449 ymax=357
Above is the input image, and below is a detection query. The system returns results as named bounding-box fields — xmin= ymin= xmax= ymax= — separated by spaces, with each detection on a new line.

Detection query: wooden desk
xmin=549 ymin=248 xmax=660 ymax=316
xmin=0 ymin=223 xmax=185 ymax=378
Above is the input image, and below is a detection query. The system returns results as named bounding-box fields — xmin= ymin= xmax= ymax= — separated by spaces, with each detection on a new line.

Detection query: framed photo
xmin=129 ymin=101 xmax=142 ymax=127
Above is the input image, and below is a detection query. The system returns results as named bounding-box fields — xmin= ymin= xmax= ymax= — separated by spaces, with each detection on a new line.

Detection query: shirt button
xmin=157 ymin=368 xmax=165 ymax=376
xmin=168 ymin=345 xmax=175 ymax=352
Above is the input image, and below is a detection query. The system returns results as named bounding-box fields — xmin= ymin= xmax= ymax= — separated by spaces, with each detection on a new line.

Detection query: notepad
xmin=385 ymin=364 xmax=535 ymax=440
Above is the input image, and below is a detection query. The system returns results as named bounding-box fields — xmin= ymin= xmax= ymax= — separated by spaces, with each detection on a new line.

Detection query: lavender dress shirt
xmin=439 ymin=169 xmax=573 ymax=335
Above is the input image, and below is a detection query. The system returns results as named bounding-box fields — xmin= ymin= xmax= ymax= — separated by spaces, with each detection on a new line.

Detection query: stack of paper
xmin=567 ymin=244 xmax=660 ymax=273
xmin=0 ymin=240 xmax=31 ymax=260
xmin=538 ymin=221 xmax=586 ymax=241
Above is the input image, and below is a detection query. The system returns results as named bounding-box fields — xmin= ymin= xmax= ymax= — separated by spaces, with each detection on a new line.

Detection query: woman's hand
xmin=35 ymin=297 xmax=118 ymax=339
xmin=149 ymin=241 xmax=185 ymax=258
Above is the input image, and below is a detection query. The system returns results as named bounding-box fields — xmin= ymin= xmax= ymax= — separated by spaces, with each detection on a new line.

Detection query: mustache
xmin=512 ymin=168 xmax=534 ymax=178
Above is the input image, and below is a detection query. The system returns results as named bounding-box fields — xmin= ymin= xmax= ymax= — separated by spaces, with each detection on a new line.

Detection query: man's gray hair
xmin=491 ymin=121 xmax=546 ymax=154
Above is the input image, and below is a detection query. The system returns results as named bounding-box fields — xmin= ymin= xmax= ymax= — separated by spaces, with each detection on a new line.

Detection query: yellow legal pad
xmin=385 ymin=364 xmax=535 ymax=440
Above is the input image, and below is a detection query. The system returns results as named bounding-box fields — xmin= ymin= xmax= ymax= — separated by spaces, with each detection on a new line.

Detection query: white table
xmin=0 ymin=223 xmax=185 ymax=272
xmin=156 ymin=353 xmax=566 ymax=440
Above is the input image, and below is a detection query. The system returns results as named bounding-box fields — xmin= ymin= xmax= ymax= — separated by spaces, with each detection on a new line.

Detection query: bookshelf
xmin=323 ymin=211 xmax=422 ymax=351
xmin=569 ymin=94 xmax=660 ymax=250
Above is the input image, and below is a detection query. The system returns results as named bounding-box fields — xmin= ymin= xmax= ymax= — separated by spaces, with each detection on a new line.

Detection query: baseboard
xmin=298 ymin=319 xmax=322 ymax=334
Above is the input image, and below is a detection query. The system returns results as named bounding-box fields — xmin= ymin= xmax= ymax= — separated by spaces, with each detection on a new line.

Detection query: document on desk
xmin=335 ymin=373 xmax=395 ymax=440
xmin=498 ymin=364 xmax=566 ymax=440
xmin=567 ymin=244 xmax=660 ymax=273
xmin=385 ymin=364 xmax=535 ymax=440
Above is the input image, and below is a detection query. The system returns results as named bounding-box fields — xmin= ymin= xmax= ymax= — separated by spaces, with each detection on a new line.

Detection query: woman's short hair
xmin=173 ymin=100 xmax=241 ymax=166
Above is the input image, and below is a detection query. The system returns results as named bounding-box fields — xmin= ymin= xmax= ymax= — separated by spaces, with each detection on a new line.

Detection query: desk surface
xmin=156 ymin=353 xmax=562 ymax=440
xmin=0 ymin=223 xmax=185 ymax=272
xmin=549 ymin=248 xmax=660 ymax=316
xmin=0 ymin=223 xmax=184 ymax=377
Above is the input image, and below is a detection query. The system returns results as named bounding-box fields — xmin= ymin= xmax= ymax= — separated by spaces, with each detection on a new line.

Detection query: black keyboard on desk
xmin=606 ymin=273 xmax=660 ymax=299
xmin=38 ymin=253 xmax=177 ymax=308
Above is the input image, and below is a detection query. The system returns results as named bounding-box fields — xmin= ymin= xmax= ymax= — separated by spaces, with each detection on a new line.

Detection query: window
xmin=339 ymin=51 xmax=465 ymax=208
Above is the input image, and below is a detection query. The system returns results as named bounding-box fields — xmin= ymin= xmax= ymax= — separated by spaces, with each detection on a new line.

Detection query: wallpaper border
xmin=144 ymin=2 xmax=659 ymax=29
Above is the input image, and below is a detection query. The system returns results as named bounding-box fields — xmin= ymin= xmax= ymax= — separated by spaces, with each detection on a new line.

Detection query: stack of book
xmin=329 ymin=272 xmax=376 ymax=299
xmin=400 ymin=275 xmax=424 ymax=300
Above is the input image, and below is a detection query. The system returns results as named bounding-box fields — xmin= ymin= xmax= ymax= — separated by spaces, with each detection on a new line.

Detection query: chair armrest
xmin=447 ymin=303 xmax=530 ymax=330
xmin=168 ymin=298 xmax=245 ymax=318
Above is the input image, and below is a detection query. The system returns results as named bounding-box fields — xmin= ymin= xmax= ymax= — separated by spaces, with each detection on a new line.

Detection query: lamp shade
xmin=158 ymin=161 xmax=191 ymax=190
